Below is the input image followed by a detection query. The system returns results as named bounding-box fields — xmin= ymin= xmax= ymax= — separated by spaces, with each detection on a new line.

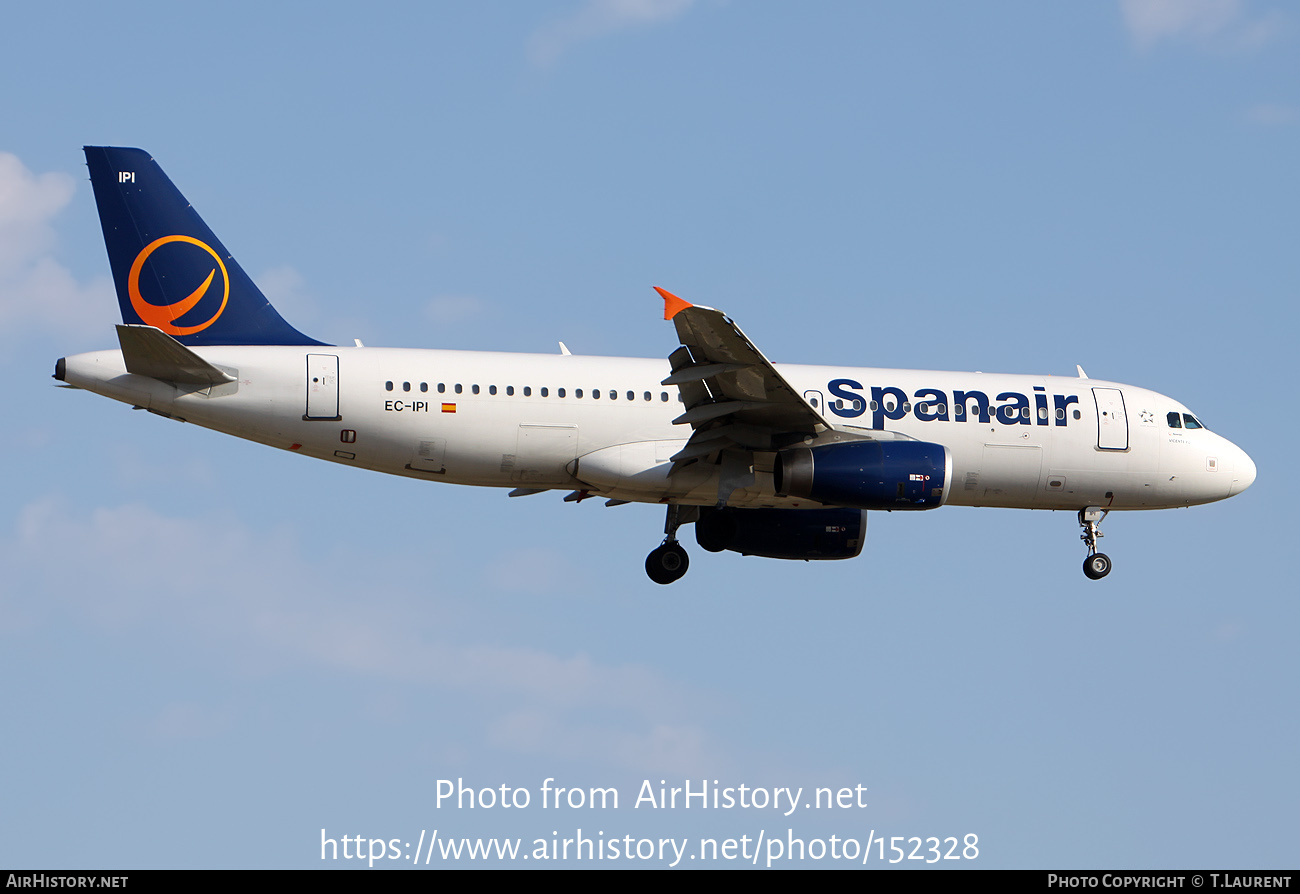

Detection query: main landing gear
xmin=1079 ymin=507 xmax=1112 ymax=580
xmin=645 ymin=505 xmax=696 ymax=585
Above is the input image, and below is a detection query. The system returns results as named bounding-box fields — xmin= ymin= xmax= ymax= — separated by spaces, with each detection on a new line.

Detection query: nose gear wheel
xmin=1078 ymin=507 xmax=1112 ymax=580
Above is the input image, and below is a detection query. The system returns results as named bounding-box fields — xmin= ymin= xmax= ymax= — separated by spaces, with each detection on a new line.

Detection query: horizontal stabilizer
xmin=116 ymin=324 xmax=236 ymax=385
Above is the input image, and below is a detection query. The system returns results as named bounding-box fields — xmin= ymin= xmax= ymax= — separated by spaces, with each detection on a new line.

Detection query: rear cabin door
xmin=305 ymin=354 xmax=341 ymax=421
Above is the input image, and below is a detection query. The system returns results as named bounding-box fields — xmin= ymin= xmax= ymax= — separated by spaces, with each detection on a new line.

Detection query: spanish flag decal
xmin=441 ymin=403 xmax=457 ymax=413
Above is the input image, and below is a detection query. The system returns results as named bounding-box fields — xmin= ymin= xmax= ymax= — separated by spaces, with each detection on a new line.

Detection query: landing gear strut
xmin=1079 ymin=507 xmax=1112 ymax=580
xmin=645 ymin=505 xmax=694 ymax=585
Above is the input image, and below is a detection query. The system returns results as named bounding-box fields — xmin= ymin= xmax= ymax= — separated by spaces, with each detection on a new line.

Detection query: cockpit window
xmin=1167 ymin=412 xmax=1182 ymax=429
xmin=1183 ymin=413 xmax=1203 ymax=430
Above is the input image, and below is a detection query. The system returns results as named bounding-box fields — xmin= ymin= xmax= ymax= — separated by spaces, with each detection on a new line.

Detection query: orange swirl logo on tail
xmin=128 ymin=235 xmax=230 ymax=335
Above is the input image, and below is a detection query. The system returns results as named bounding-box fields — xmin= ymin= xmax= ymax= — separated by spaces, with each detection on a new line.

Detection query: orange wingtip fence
xmin=655 ymin=286 xmax=693 ymax=321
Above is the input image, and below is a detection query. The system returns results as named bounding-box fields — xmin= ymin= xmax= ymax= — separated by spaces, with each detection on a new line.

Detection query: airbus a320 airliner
xmin=56 ymin=147 xmax=1256 ymax=584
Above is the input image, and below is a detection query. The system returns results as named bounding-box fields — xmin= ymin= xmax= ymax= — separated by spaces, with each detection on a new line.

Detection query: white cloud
xmin=1119 ymin=0 xmax=1284 ymax=50
xmin=529 ymin=0 xmax=696 ymax=67
xmin=0 ymin=152 xmax=115 ymax=340
xmin=255 ymin=264 xmax=319 ymax=326
xmin=486 ymin=547 xmax=590 ymax=594
xmin=3 ymin=496 xmax=718 ymax=772
xmin=0 ymin=153 xmax=74 ymax=274
xmin=488 ymin=710 xmax=713 ymax=775
xmin=1245 ymin=102 xmax=1300 ymax=124
xmin=108 ymin=445 xmax=218 ymax=491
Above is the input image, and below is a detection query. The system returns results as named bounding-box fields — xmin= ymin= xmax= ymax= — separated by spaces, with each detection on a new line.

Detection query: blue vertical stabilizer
xmin=84 ymin=146 xmax=325 ymax=346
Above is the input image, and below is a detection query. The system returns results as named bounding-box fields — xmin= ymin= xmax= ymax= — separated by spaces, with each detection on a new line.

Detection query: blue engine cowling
xmin=694 ymin=506 xmax=867 ymax=560
xmin=774 ymin=439 xmax=950 ymax=511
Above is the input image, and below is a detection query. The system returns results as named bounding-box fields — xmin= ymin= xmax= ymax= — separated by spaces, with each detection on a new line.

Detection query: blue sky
xmin=2 ymin=1 xmax=1296 ymax=869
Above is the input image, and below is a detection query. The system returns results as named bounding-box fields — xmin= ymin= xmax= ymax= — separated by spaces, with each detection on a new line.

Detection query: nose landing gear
xmin=1079 ymin=507 xmax=1112 ymax=580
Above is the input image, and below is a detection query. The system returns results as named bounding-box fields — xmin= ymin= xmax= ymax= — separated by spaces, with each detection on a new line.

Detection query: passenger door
xmin=1093 ymin=387 xmax=1128 ymax=450
xmin=304 ymin=354 xmax=340 ymax=421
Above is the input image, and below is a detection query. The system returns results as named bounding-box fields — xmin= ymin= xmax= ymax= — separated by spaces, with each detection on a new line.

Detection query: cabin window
xmin=871 ymin=400 xmax=880 ymax=412
xmin=385 ymin=381 xmax=393 ymax=391
xmin=558 ymin=388 xmax=566 ymax=398
xmin=420 ymin=383 xmax=428 ymax=392
xmin=402 ymin=382 xmax=411 ymax=392
xmin=662 ymin=392 xmax=670 ymax=402
xmin=506 ymin=386 xmax=514 ymax=396
xmin=611 ymin=390 xmax=618 ymax=400
xmin=454 ymin=384 xmax=463 ymax=394
xmin=644 ymin=391 xmax=651 ymax=401
xmin=542 ymin=387 xmax=550 ymax=397
xmin=1056 ymin=408 xmax=1064 ymax=420
xmin=1021 ymin=407 xmax=1030 ymax=419
xmin=472 ymin=384 xmax=480 ymax=395
xmin=592 ymin=389 xmax=600 ymax=399
xmin=488 ymin=385 xmax=497 ymax=395
xmin=627 ymin=391 xmax=635 ymax=401
xmin=437 ymin=383 xmax=445 ymax=393
xmin=1073 ymin=409 xmax=1081 ymax=420
xmin=523 ymin=386 xmax=531 ymax=396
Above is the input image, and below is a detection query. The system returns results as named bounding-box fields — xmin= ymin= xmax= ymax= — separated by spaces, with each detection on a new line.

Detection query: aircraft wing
xmin=657 ymin=288 xmax=830 ymax=473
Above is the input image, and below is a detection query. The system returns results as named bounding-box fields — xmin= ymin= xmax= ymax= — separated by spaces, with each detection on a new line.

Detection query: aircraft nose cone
xmin=1230 ymin=447 xmax=1256 ymax=497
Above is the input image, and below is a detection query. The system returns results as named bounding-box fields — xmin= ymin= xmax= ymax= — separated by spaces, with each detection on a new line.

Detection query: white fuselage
xmin=59 ymin=345 xmax=1255 ymax=513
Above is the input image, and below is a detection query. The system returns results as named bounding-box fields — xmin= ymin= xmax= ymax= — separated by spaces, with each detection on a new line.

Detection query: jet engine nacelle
xmin=695 ymin=506 xmax=867 ymax=560
xmin=774 ymin=439 xmax=951 ymax=511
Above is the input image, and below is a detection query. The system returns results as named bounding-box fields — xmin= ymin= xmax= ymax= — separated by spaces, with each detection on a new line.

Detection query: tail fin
xmin=83 ymin=146 xmax=325 ymax=346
